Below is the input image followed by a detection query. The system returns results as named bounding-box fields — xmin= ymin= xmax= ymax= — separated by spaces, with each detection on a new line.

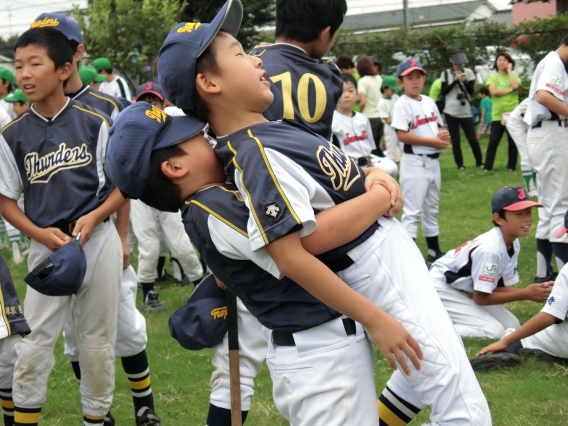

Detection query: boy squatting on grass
xmin=0 ymin=27 xmax=126 ymax=426
xmin=430 ymin=186 xmax=553 ymax=339
xmin=154 ymin=1 xmax=491 ymax=424
xmin=106 ymin=101 xmax=408 ymax=426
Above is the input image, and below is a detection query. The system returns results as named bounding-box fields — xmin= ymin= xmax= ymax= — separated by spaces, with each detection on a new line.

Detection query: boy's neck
xmin=65 ymin=70 xmax=84 ymax=95
xmin=180 ymin=170 xmax=227 ymax=201
xmin=33 ymin=91 xmax=68 ymax=118
xmin=498 ymin=226 xmax=515 ymax=250
xmin=209 ymin=110 xmax=268 ymax=137
xmin=406 ymin=94 xmax=421 ymax=101
xmin=275 ymin=37 xmax=318 ymax=59
xmin=336 ymin=104 xmax=353 ymax=117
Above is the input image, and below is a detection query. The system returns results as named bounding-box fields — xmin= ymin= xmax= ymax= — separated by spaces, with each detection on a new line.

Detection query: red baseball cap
xmin=491 ymin=186 xmax=542 ymax=213
xmin=135 ymin=81 xmax=165 ymax=101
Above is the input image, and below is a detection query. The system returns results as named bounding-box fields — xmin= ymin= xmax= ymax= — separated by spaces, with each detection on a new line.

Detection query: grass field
xmin=2 ymin=133 xmax=568 ymax=425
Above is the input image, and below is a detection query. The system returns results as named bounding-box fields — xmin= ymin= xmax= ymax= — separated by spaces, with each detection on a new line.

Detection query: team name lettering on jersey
xmin=145 ymin=105 xmax=167 ymax=123
xmin=211 ymin=307 xmax=228 ymax=320
xmin=177 ymin=22 xmax=202 ymax=33
xmin=343 ymin=131 xmax=368 ymax=146
xmin=411 ymin=112 xmax=438 ymax=129
xmin=316 ymin=143 xmax=361 ymax=191
xmin=24 ymin=142 xmax=93 ymax=184
xmin=31 ymin=17 xmax=59 ymax=28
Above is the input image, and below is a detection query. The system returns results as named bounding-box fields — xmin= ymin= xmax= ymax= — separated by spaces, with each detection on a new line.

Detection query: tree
xmin=180 ymin=0 xmax=275 ymax=50
xmin=74 ymin=0 xmax=185 ymax=89
xmin=0 ymin=35 xmax=19 ymax=60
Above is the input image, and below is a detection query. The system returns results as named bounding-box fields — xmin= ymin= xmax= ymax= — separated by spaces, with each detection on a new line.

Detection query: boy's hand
xmin=214 ymin=275 xmax=226 ymax=290
xmin=73 ymin=212 xmax=100 ymax=246
xmin=507 ymin=63 xmax=513 ymax=73
xmin=35 ymin=228 xmax=71 ymax=252
xmin=364 ymin=168 xmax=403 ymax=217
xmin=366 ymin=314 xmax=423 ymax=376
xmin=430 ymin=137 xmax=450 ymax=150
xmin=525 ymin=283 xmax=553 ymax=303
xmin=438 ymin=129 xmax=450 ymax=142
xmin=476 ymin=340 xmax=508 ymax=356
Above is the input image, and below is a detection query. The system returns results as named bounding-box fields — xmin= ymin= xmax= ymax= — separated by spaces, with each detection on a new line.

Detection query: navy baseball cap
xmin=105 ymin=102 xmax=207 ymax=199
xmin=157 ymin=0 xmax=243 ymax=112
xmin=24 ymin=238 xmax=86 ymax=297
xmin=31 ymin=13 xmax=82 ymax=44
xmin=492 ymin=186 xmax=542 ymax=214
xmin=169 ymin=275 xmax=228 ymax=350
xmin=555 ymin=210 xmax=568 ymax=238
xmin=396 ymin=58 xmax=427 ymax=78
xmin=135 ymin=81 xmax=165 ymax=101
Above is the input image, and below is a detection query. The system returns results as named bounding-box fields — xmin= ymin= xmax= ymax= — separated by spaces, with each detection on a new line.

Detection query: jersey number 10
xmin=270 ymin=71 xmax=327 ymax=123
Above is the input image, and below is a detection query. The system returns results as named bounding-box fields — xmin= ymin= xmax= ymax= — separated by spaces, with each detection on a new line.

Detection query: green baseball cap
xmin=382 ymin=75 xmax=400 ymax=91
xmin=0 ymin=67 xmax=15 ymax=85
xmin=3 ymin=89 xmax=28 ymax=104
xmin=92 ymin=57 xmax=112 ymax=72
xmin=79 ymin=66 xmax=107 ymax=84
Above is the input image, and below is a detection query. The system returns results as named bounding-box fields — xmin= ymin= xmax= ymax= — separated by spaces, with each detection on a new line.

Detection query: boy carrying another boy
xmin=0 ymin=28 xmax=125 ymax=426
xmin=391 ymin=59 xmax=450 ymax=264
xmin=155 ymin=1 xmax=490 ymax=424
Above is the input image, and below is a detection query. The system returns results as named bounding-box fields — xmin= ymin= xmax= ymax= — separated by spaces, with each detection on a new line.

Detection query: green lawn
xmin=2 ymin=133 xmax=568 ymax=425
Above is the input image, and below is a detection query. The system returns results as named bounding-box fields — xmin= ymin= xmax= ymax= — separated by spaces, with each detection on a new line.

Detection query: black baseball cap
xmin=135 ymin=81 xmax=165 ymax=102
xmin=491 ymin=186 xmax=542 ymax=214
xmin=169 ymin=275 xmax=228 ymax=350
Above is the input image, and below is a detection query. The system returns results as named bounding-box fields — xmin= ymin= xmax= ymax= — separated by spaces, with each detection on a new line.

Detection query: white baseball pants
xmin=384 ymin=124 xmax=401 ymax=163
xmin=399 ymin=154 xmax=441 ymax=238
xmin=506 ymin=115 xmax=531 ymax=171
xmin=264 ymin=317 xmax=378 ymax=426
xmin=522 ymin=322 xmax=568 ymax=359
xmin=338 ymin=217 xmax=491 ymax=426
xmin=130 ymin=200 xmax=203 ymax=283
xmin=210 ymin=298 xmax=266 ymax=411
xmin=13 ymin=221 xmax=121 ymax=417
xmin=431 ymin=270 xmax=520 ymax=339
xmin=526 ymin=122 xmax=568 ymax=242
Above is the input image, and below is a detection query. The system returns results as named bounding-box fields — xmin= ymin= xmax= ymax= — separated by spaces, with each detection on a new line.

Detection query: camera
xmin=457 ymin=92 xmax=466 ymax=106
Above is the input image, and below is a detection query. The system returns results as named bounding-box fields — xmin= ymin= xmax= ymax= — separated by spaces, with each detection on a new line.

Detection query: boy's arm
xmin=265 ymin=231 xmax=423 ymax=375
xmin=476 ymin=312 xmax=557 ymax=355
xmin=72 ymin=188 xmax=128 ymax=245
xmin=472 ymin=282 xmax=553 ymax=306
xmin=0 ymin=193 xmax=70 ymax=252
xmin=396 ymin=129 xmax=449 ymax=150
xmin=115 ymin=200 xmax=131 ymax=269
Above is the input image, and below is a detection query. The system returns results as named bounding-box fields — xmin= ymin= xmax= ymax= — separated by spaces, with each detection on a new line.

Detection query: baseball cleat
xmin=143 ymin=291 xmax=165 ymax=312
xmin=136 ymin=407 xmax=161 ymax=426
xmin=470 ymin=352 xmax=521 ymax=372
xmin=104 ymin=412 xmax=115 ymax=426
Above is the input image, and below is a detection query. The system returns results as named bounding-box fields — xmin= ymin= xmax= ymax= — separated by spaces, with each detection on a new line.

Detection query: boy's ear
xmin=74 ymin=44 xmax=85 ymax=63
xmin=397 ymin=78 xmax=403 ymax=87
xmin=318 ymin=26 xmax=332 ymax=42
xmin=161 ymin=158 xmax=190 ymax=180
xmin=58 ymin=62 xmax=72 ymax=82
xmin=493 ymin=212 xmax=506 ymax=225
xmin=196 ymin=72 xmax=221 ymax=95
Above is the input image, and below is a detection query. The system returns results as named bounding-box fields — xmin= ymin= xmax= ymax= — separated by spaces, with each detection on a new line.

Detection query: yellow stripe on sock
xmin=378 ymin=400 xmax=407 ymax=426
xmin=1 ymin=400 xmax=14 ymax=409
xmin=14 ymin=411 xmax=40 ymax=424
xmin=130 ymin=376 xmax=151 ymax=390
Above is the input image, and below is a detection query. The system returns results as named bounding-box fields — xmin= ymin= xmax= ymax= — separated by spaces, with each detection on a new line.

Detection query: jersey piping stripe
xmin=218 ymin=186 xmax=244 ymax=202
xmin=0 ymin=113 xmax=29 ymax=135
xmin=71 ymin=105 xmax=110 ymax=128
xmin=246 ymin=129 xmax=302 ymax=225
xmin=87 ymin=92 xmax=120 ymax=114
xmin=0 ymin=289 xmax=11 ymax=338
xmin=226 ymin=141 xmax=268 ymax=244
xmin=188 ymin=200 xmax=248 ymax=237
xmin=252 ymin=48 xmax=266 ymax=57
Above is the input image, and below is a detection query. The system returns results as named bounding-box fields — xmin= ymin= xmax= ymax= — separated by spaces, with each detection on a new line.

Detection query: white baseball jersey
xmin=99 ymin=75 xmax=131 ymax=100
xmin=377 ymin=94 xmax=399 ymax=122
xmin=541 ymin=265 xmax=568 ymax=322
xmin=524 ymin=51 xmax=568 ymax=126
xmin=431 ymin=226 xmax=520 ymax=294
xmin=391 ymin=94 xmax=443 ymax=155
xmin=0 ymin=99 xmax=15 ymax=121
xmin=331 ymin=110 xmax=375 ymax=159
xmin=0 ymin=105 xmax=10 ymax=129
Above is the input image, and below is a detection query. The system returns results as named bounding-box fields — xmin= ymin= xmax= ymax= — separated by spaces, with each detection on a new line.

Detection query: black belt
xmin=532 ymin=119 xmax=566 ymax=129
xmin=322 ymin=253 xmax=355 ymax=273
xmin=50 ymin=217 xmax=109 ymax=236
xmin=412 ymin=152 xmax=440 ymax=159
xmin=272 ymin=318 xmax=357 ymax=347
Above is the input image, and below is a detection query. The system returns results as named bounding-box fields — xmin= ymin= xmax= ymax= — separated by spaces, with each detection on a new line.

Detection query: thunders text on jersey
xmin=411 ymin=112 xmax=437 ymax=129
xmin=24 ymin=142 xmax=93 ymax=184
xmin=316 ymin=142 xmax=361 ymax=191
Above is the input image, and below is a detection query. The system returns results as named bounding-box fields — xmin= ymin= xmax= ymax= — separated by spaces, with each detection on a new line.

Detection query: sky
xmin=0 ymin=0 xmax=513 ymax=41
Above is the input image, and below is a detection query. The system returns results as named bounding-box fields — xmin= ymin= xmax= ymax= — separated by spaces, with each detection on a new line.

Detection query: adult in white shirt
xmin=356 ymin=56 xmax=383 ymax=155
xmin=92 ymin=57 xmax=132 ymax=100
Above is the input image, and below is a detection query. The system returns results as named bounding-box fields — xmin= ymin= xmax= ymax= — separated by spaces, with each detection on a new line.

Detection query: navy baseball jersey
xmin=0 ymin=99 xmax=114 ymax=228
xmin=215 ymin=120 xmax=378 ymax=258
xmin=71 ymin=85 xmax=123 ymax=120
xmin=250 ymin=44 xmax=342 ymax=140
xmin=182 ymin=184 xmax=340 ymax=332
xmin=0 ymin=254 xmax=31 ymax=352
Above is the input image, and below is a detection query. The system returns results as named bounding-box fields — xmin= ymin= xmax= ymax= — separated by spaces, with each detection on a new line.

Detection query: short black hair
xmin=493 ymin=209 xmax=507 ymax=227
xmin=139 ymin=144 xmax=187 ymax=212
xmin=14 ymin=27 xmax=73 ymax=70
xmin=15 ymin=101 xmax=28 ymax=107
xmin=193 ymin=44 xmax=220 ymax=119
xmin=479 ymin=86 xmax=489 ymax=96
xmin=336 ymin=54 xmax=354 ymax=70
xmin=561 ymin=35 xmax=568 ymax=46
xmin=341 ymin=72 xmax=356 ymax=88
xmin=275 ymin=0 xmax=347 ymax=43
xmin=104 ymin=68 xmax=113 ymax=74
xmin=0 ymin=80 xmax=12 ymax=93
xmin=493 ymin=51 xmax=515 ymax=71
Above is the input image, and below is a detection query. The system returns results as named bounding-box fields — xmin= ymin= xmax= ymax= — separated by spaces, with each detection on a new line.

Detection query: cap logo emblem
xmin=31 ymin=17 xmax=60 ymax=28
xmin=177 ymin=22 xmax=202 ymax=33
xmin=211 ymin=307 xmax=228 ymax=320
xmin=517 ymin=188 xmax=527 ymax=200
xmin=145 ymin=105 xmax=167 ymax=124
xmin=145 ymin=82 xmax=153 ymax=90
xmin=410 ymin=59 xmax=416 ymax=67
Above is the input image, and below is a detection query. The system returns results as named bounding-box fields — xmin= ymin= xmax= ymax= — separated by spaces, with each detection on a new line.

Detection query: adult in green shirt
xmin=483 ymin=52 xmax=522 ymax=171
xmin=429 ymin=78 xmax=442 ymax=101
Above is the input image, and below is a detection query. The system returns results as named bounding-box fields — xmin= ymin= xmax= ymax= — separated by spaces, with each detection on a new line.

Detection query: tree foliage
xmin=0 ymin=35 xmax=19 ymax=60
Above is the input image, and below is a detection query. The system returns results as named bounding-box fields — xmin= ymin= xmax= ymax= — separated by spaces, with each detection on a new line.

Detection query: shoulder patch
xmin=265 ymin=203 xmax=281 ymax=219
xmin=483 ymin=262 xmax=498 ymax=278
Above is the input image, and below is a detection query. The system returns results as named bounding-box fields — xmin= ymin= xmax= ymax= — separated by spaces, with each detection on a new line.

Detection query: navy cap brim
xmin=154 ymin=113 xmax=206 ymax=150
xmin=198 ymin=0 xmax=243 ymax=57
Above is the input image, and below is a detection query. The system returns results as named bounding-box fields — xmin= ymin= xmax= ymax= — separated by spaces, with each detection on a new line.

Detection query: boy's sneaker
xmin=143 ymin=291 xmax=165 ymax=312
xmin=426 ymin=251 xmax=444 ymax=268
xmin=470 ymin=352 xmax=521 ymax=372
xmin=104 ymin=412 xmax=115 ymax=426
xmin=136 ymin=407 xmax=161 ymax=426
xmin=533 ymin=272 xmax=558 ymax=283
